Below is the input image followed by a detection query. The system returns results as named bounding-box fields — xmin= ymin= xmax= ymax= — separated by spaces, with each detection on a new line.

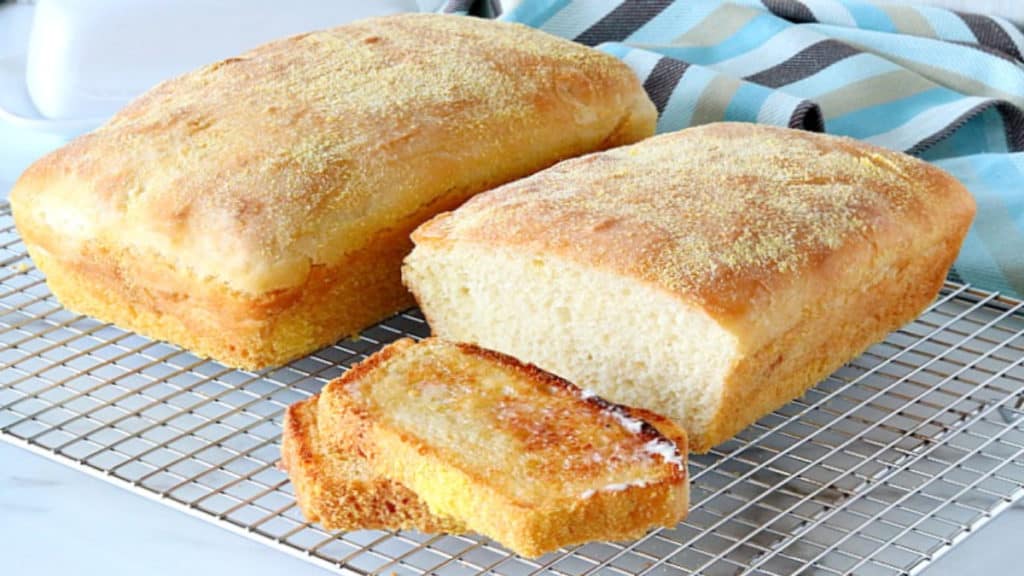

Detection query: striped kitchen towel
xmin=444 ymin=0 xmax=1024 ymax=299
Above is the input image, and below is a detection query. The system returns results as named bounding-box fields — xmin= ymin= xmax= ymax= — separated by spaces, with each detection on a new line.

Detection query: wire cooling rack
xmin=1 ymin=204 xmax=1022 ymax=576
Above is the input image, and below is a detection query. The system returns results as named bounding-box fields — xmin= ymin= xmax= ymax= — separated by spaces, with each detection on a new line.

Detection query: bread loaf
xmin=10 ymin=13 xmax=655 ymax=369
xmin=404 ymin=122 xmax=976 ymax=453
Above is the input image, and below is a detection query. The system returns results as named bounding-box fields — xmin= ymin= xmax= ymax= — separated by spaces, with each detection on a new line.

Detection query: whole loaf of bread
xmin=404 ymin=122 xmax=976 ymax=452
xmin=10 ymin=13 xmax=656 ymax=369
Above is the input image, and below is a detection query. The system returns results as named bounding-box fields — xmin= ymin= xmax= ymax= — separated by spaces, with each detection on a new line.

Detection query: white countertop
xmin=1 ymin=4 xmax=1021 ymax=575
xmin=0 ymin=441 xmax=337 ymax=576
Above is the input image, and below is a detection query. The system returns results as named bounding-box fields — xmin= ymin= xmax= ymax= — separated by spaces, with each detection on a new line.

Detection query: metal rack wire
xmin=1 ymin=203 xmax=1022 ymax=576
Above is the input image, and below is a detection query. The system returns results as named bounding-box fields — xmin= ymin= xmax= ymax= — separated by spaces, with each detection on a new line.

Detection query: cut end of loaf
xmin=403 ymin=245 xmax=739 ymax=450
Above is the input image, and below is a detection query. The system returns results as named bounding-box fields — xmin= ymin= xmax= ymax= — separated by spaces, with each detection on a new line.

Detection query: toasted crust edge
xmin=281 ymin=394 xmax=463 ymax=533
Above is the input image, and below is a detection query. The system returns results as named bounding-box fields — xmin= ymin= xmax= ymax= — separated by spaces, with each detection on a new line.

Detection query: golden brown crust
xmin=699 ymin=227 xmax=962 ymax=451
xmin=412 ymin=123 xmax=975 ymax=346
xmin=317 ymin=338 xmax=689 ymax=557
xmin=12 ymin=13 xmax=654 ymax=295
xmin=11 ymin=13 xmax=655 ymax=369
xmin=21 ymin=213 xmax=420 ymax=369
xmin=280 ymin=395 xmax=462 ymax=533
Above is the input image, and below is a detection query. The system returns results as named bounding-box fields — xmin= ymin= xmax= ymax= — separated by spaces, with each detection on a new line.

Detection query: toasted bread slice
xmin=280 ymin=395 xmax=462 ymax=533
xmin=318 ymin=338 xmax=689 ymax=557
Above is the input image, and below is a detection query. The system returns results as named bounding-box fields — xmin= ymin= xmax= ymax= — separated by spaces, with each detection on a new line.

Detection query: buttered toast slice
xmin=318 ymin=338 xmax=689 ymax=557
xmin=280 ymin=395 xmax=462 ymax=533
